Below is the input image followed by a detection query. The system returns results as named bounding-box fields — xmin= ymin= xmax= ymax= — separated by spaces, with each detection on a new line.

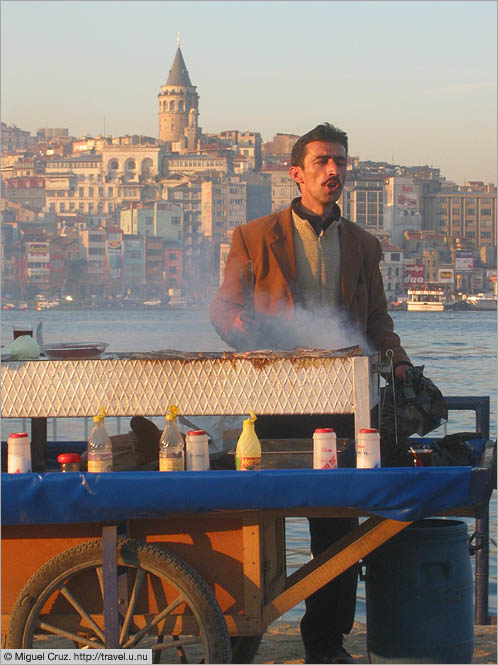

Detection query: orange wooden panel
xmin=129 ymin=516 xmax=246 ymax=616
xmin=2 ymin=524 xmax=103 ymax=616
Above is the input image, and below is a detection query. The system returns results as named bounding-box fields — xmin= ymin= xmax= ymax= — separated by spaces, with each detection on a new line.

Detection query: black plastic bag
xmin=380 ymin=365 xmax=448 ymax=466
xmin=429 ymin=432 xmax=478 ymax=466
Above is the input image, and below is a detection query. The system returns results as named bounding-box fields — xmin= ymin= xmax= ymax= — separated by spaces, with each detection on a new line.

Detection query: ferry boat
xmin=465 ymin=293 xmax=497 ymax=311
xmin=406 ymin=288 xmax=456 ymax=312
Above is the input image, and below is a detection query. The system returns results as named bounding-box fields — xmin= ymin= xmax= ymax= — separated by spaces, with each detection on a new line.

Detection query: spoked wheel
xmin=6 ymin=538 xmax=232 ymax=663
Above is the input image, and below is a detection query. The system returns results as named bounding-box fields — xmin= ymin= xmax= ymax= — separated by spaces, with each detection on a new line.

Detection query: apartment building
xmin=1 ymin=122 xmax=35 ymax=152
xmin=260 ymin=165 xmax=297 ymax=211
xmin=201 ymin=174 xmax=271 ymax=241
xmin=25 ymin=241 xmax=50 ymax=290
xmin=120 ymin=201 xmax=183 ymax=241
xmin=421 ymin=184 xmax=497 ymax=254
xmin=164 ymin=152 xmax=232 ymax=176
xmin=80 ymin=227 xmax=107 ymax=287
xmin=380 ymin=241 xmax=404 ymax=300
xmin=101 ymin=143 xmax=161 ymax=182
xmin=218 ymin=130 xmax=263 ymax=170
xmin=123 ymin=235 xmax=145 ymax=297
xmin=5 ymin=176 xmax=45 ymax=211
xmin=383 ymin=177 xmax=423 ymax=246
xmin=44 ymin=152 xmax=145 ymax=220
xmin=342 ymin=172 xmax=385 ymax=230
xmin=144 ymin=235 xmax=165 ymax=290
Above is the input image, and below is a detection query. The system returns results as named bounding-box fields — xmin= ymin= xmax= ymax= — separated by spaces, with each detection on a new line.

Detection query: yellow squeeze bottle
xmin=235 ymin=411 xmax=261 ymax=470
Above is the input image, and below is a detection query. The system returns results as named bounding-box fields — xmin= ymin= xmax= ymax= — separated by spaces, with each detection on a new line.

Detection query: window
xmin=108 ymin=187 xmax=113 ymax=197
xmin=481 ymin=209 xmax=492 ymax=215
xmin=145 ymin=216 xmax=153 ymax=225
xmin=79 ymin=188 xmax=84 ymax=197
xmin=99 ymin=187 xmax=104 ymax=197
xmin=465 ymin=209 xmax=475 ymax=215
xmin=171 ymin=217 xmax=180 ymax=225
xmin=367 ymin=192 xmax=378 ymax=201
xmin=89 ymin=247 xmax=105 ymax=255
xmin=391 ymin=253 xmax=400 ymax=261
xmin=169 ymin=266 xmax=177 ymax=274
xmin=168 ymin=253 xmax=176 ymax=260
xmin=88 ymin=187 xmax=94 ymax=197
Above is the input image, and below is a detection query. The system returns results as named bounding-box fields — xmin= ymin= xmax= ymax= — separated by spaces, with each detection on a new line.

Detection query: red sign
xmin=403 ymin=264 xmax=424 ymax=285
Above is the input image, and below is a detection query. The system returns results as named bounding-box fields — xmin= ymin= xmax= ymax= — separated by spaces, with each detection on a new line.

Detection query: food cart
xmin=1 ymin=350 xmax=495 ymax=661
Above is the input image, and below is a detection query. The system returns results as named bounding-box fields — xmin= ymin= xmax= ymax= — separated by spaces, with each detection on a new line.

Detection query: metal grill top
xmin=1 ymin=347 xmax=377 ymax=422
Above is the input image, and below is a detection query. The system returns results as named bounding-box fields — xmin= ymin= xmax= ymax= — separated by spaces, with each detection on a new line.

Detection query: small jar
xmin=356 ymin=428 xmax=381 ymax=469
xmin=185 ymin=430 xmax=210 ymax=471
xmin=58 ymin=453 xmax=81 ymax=472
xmin=313 ymin=428 xmax=338 ymax=469
xmin=7 ymin=432 xmax=31 ymax=473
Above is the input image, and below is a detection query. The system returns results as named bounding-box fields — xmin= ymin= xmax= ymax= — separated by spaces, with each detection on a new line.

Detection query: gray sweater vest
xmin=292 ymin=210 xmax=341 ymax=316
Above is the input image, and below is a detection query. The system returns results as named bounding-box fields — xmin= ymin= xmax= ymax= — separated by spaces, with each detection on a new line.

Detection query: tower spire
xmin=177 ymin=31 xmax=181 ymax=47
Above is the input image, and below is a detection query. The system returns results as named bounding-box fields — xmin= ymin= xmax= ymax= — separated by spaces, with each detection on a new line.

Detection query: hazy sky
xmin=1 ymin=1 xmax=496 ymax=185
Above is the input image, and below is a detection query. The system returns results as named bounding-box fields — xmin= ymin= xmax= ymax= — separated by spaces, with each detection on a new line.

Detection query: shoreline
xmin=253 ymin=621 xmax=497 ymax=664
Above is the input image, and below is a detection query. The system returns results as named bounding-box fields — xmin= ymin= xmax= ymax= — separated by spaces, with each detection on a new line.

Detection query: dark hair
xmin=291 ymin=123 xmax=348 ymax=167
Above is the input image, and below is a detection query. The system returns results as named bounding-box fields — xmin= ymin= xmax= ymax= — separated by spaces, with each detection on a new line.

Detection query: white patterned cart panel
xmin=1 ymin=352 xmax=378 ymax=426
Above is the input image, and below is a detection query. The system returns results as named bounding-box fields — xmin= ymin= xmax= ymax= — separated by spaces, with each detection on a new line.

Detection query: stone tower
xmin=158 ymin=38 xmax=199 ymax=148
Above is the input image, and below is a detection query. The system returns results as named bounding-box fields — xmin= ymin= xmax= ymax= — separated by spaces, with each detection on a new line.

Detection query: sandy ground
xmin=252 ymin=621 xmax=497 ymax=664
xmin=15 ymin=620 xmax=497 ymax=663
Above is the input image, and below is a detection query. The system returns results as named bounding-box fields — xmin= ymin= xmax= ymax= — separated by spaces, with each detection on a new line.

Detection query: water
xmin=1 ymin=307 xmax=496 ymax=623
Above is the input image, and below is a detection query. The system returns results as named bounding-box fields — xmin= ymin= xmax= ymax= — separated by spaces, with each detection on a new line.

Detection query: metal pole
xmin=444 ymin=396 xmax=491 ymax=625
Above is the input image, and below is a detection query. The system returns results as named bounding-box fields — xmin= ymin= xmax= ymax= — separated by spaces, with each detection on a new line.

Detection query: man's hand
xmin=230 ymin=310 xmax=258 ymax=350
xmin=233 ymin=310 xmax=255 ymax=336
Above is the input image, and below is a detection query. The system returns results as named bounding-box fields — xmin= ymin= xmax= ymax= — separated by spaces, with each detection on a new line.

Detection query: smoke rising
xmin=247 ymin=303 xmax=373 ymax=354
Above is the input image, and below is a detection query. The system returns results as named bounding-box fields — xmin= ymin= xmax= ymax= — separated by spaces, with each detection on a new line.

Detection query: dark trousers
xmin=300 ymin=516 xmax=359 ymax=654
xmin=255 ymin=415 xmax=359 ymax=655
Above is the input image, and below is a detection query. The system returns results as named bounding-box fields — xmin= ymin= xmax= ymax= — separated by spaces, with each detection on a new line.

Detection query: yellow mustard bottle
xmin=235 ymin=411 xmax=261 ymax=470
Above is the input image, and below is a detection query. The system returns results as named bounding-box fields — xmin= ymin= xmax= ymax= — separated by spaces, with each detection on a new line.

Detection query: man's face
xmin=289 ymin=140 xmax=347 ymax=214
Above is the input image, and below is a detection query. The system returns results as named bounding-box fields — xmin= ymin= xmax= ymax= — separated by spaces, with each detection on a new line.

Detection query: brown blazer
xmin=210 ymin=206 xmax=410 ymax=366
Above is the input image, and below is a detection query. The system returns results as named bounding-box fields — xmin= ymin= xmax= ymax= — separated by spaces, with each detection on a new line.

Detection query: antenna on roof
xmin=177 ymin=31 xmax=181 ymax=47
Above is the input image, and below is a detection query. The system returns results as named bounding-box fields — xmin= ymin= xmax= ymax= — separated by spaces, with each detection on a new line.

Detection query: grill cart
xmin=1 ymin=351 xmax=495 ymax=661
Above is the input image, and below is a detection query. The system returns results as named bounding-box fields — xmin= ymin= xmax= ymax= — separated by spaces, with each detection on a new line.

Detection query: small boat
xmin=465 ymin=293 xmax=497 ymax=311
xmin=406 ymin=288 xmax=456 ymax=312
xmin=143 ymin=298 xmax=162 ymax=307
xmin=36 ymin=300 xmax=60 ymax=310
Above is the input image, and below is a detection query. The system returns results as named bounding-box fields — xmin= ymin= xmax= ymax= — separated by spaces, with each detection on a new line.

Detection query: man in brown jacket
xmin=210 ymin=123 xmax=411 ymax=663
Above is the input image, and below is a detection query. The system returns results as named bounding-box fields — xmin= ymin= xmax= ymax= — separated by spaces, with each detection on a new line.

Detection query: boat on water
xmin=2 ymin=302 xmax=28 ymax=311
xmin=143 ymin=298 xmax=162 ymax=307
xmin=406 ymin=288 xmax=456 ymax=312
xmin=465 ymin=293 xmax=497 ymax=311
xmin=36 ymin=300 xmax=60 ymax=311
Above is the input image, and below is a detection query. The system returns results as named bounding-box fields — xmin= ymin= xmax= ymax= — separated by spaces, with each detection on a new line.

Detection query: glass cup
xmin=13 ymin=325 xmax=33 ymax=340
xmin=409 ymin=448 xmax=432 ymax=467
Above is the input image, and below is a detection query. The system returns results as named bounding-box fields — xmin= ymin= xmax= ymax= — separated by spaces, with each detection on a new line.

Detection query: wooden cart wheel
xmin=230 ymin=634 xmax=263 ymax=664
xmin=6 ymin=538 xmax=232 ymax=663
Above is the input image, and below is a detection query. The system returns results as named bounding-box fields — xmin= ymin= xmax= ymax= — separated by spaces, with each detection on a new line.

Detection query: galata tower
xmin=158 ymin=36 xmax=200 ymax=149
